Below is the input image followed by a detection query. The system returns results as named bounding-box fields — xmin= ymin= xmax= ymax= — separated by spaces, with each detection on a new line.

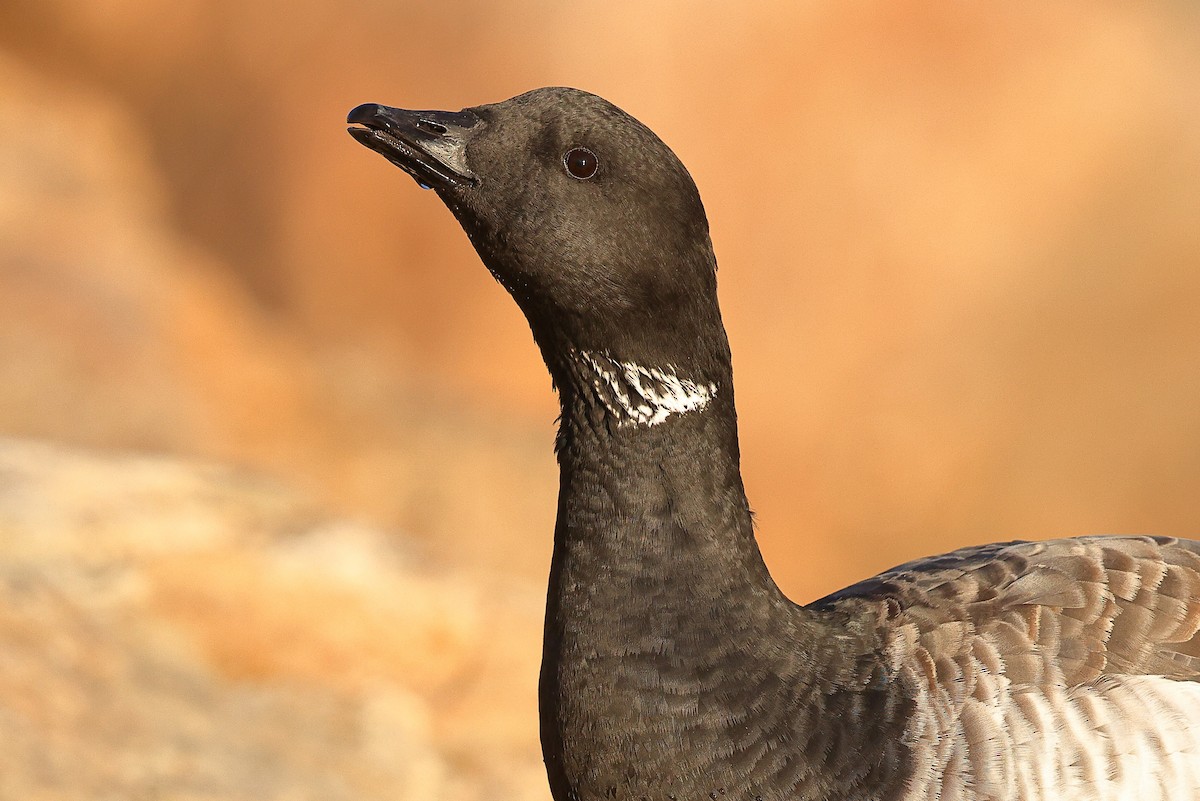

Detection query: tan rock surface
xmin=0 ymin=437 xmax=547 ymax=801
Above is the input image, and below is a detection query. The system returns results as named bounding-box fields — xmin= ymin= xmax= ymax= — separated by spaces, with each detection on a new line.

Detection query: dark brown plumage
xmin=348 ymin=87 xmax=1200 ymax=801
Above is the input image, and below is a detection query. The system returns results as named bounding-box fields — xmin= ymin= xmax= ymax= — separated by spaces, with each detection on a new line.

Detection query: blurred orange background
xmin=1 ymin=0 xmax=1199 ymax=797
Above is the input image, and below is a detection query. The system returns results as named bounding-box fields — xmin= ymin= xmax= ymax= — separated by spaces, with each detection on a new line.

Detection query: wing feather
xmin=811 ymin=535 xmax=1200 ymax=800
xmin=815 ymin=535 xmax=1200 ymax=684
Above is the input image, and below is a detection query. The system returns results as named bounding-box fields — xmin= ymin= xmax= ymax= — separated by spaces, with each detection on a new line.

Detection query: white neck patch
xmin=573 ymin=349 xmax=718 ymax=427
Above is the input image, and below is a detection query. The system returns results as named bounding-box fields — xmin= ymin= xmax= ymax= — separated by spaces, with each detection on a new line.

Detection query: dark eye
xmin=563 ymin=147 xmax=599 ymax=179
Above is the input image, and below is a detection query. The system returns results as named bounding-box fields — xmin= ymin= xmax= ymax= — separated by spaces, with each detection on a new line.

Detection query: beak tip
xmin=347 ymin=103 xmax=383 ymax=125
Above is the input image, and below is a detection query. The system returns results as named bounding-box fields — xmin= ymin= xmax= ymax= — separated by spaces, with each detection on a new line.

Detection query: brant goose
xmin=348 ymin=88 xmax=1200 ymax=801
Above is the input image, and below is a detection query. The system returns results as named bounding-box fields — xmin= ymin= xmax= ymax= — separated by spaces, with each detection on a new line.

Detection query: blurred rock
xmin=0 ymin=437 xmax=548 ymax=801
xmin=0 ymin=57 xmax=555 ymax=796
xmin=0 ymin=50 xmax=329 ymax=469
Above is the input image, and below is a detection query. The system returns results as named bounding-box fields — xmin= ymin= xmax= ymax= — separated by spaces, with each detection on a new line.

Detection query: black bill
xmin=347 ymin=103 xmax=479 ymax=190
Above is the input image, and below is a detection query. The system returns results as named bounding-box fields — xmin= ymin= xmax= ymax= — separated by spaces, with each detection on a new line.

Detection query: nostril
xmin=416 ymin=118 xmax=448 ymax=135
